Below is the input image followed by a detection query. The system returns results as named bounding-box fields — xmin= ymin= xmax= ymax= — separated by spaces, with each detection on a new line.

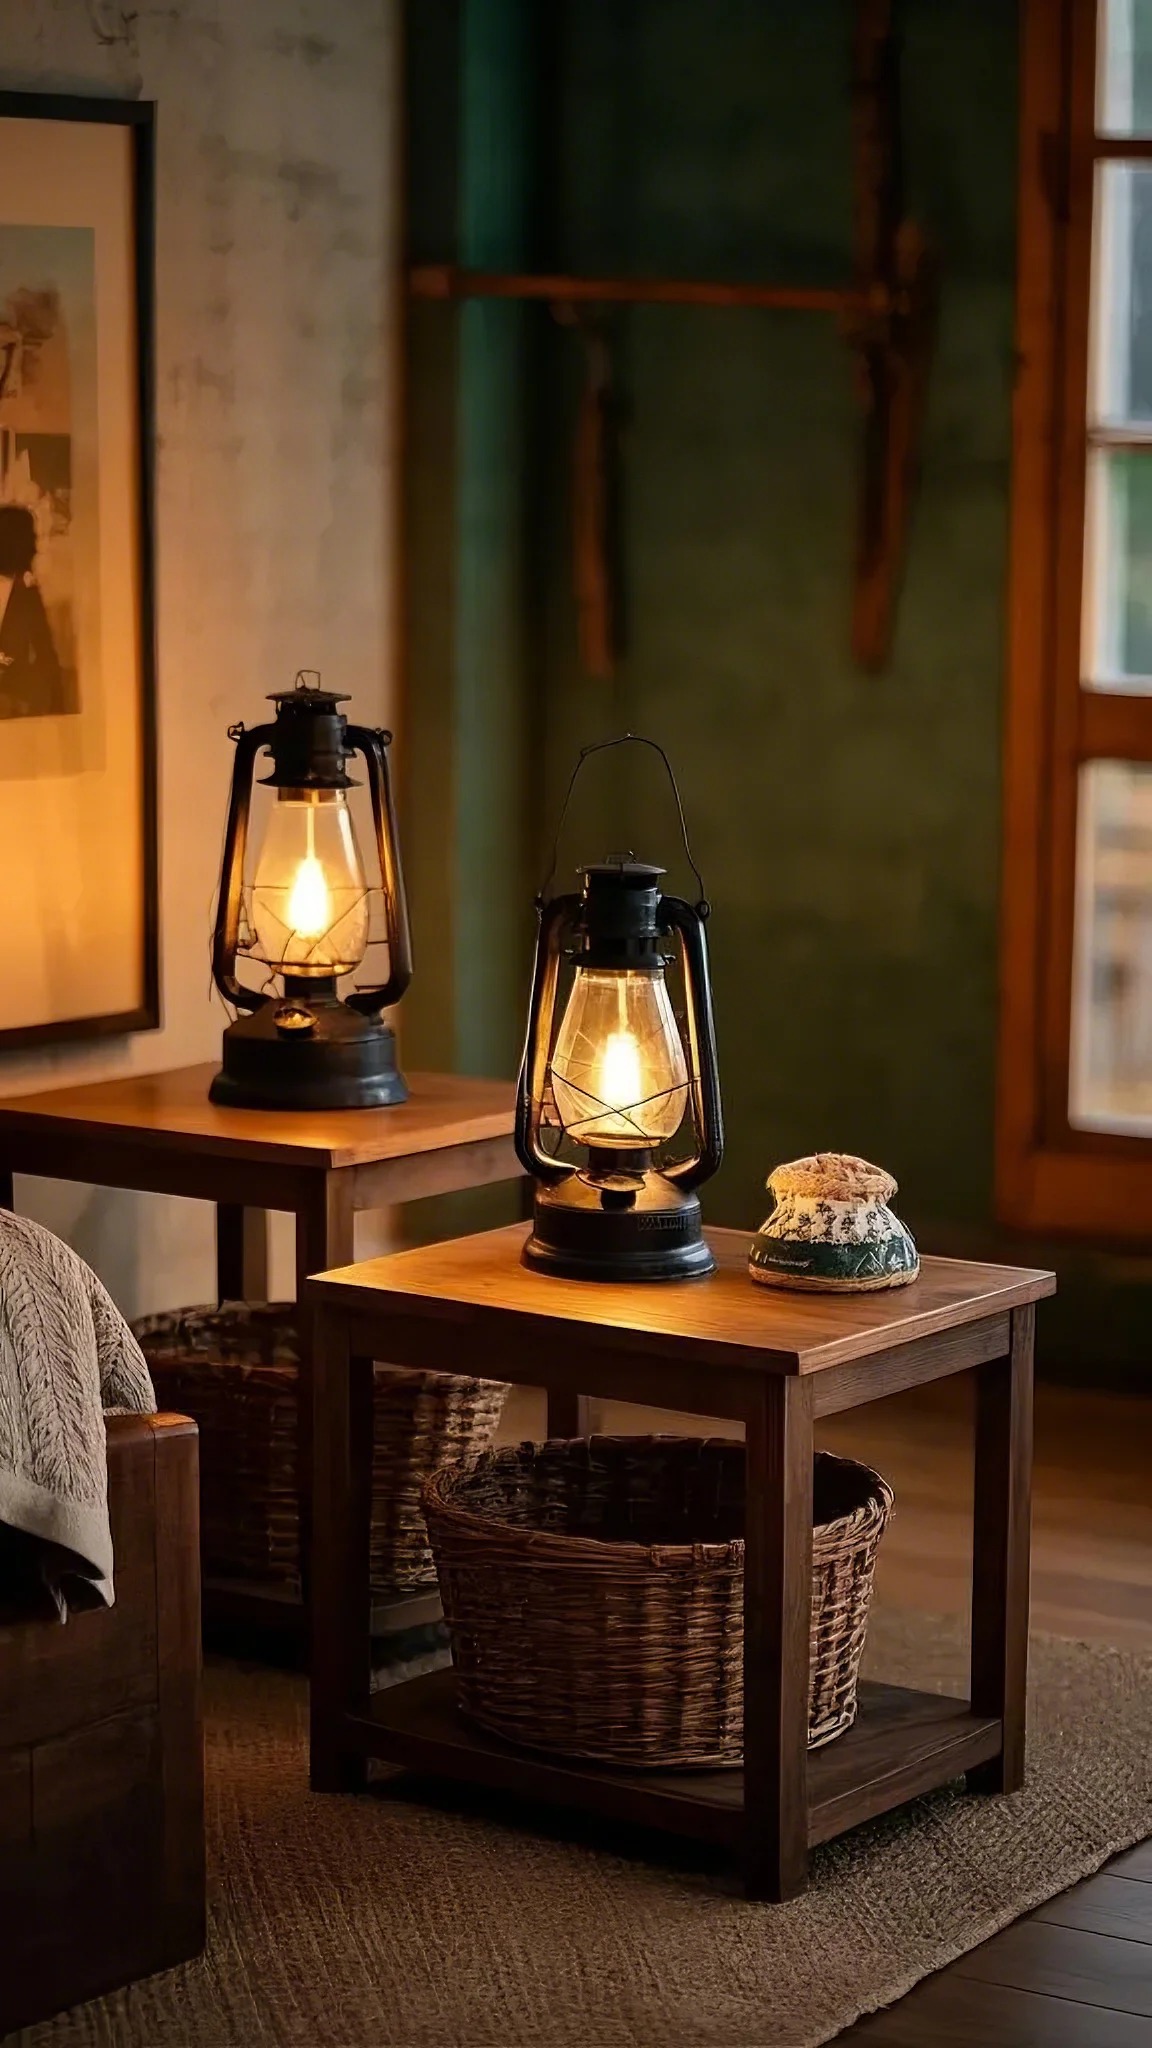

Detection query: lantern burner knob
xmin=273 ymin=1003 xmax=316 ymax=1036
xmin=578 ymin=1155 xmax=647 ymax=1205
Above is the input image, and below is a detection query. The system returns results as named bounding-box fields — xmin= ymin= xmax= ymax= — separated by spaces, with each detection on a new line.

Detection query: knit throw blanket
xmin=0 ymin=1210 xmax=155 ymax=1616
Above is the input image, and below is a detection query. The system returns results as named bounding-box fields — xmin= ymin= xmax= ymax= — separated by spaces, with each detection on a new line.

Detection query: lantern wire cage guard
xmin=533 ymin=968 xmax=705 ymax=1177
xmin=231 ymin=876 xmax=392 ymax=999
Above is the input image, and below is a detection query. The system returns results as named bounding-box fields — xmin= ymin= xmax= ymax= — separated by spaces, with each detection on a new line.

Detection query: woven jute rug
xmin=16 ymin=1615 xmax=1151 ymax=2048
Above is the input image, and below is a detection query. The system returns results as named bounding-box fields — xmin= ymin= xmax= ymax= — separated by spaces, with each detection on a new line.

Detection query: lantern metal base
xmin=210 ymin=997 xmax=407 ymax=1112
xmin=523 ymin=1172 xmax=715 ymax=1283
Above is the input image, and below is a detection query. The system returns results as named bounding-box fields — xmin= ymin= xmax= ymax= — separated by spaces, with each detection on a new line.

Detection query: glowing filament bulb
xmin=284 ymin=807 xmax=332 ymax=939
xmin=597 ymin=1028 xmax=643 ymax=1112
xmin=597 ymin=977 xmax=642 ymax=1112
xmin=287 ymin=854 xmax=330 ymax=938
xmin=250 ymin=788 xmax=369 ymax=977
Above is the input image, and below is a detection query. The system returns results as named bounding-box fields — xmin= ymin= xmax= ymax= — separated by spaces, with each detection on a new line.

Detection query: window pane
xmin=1090 ymin=164 xmax=1152 ymax=425
xmin=1099 ymin=0 xmax=1152 ymax=136
xmin=1071 ymin=760 xmax=1152 ymax=1131
xmin=1084 ymin=449 xmax=1152 ymax=686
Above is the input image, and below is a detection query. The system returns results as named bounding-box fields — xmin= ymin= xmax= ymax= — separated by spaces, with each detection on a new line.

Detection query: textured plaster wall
xmin=0 ymin=0 xmax=399 ymax=1313
xmin=402 ymin=0 xmax=538 ymax=1096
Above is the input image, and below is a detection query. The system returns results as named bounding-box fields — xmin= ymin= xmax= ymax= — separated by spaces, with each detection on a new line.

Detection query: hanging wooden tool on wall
xmin=410 ymin=0 xmax=936 ymax=677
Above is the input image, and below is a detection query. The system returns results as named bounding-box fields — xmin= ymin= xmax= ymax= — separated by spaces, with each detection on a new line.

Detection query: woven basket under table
xmin=133 ymin=1302 xmax=509 ymax=1596
xmin=423 ymin=1435 xmax=893 ymax=1768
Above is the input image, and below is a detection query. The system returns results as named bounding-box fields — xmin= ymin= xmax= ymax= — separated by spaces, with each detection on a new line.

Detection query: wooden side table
xmin=0 ymin=1063 xmax=520 ymax=1637
xmin=307 ymin=1223 xmax=1054 ymax=1900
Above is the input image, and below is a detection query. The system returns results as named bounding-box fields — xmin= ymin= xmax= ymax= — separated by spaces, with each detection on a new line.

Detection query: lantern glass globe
xmin=250 ymin=788 xmax=369 ymax=978
xmin=549 ymin=965 xmax=689 ymax=1147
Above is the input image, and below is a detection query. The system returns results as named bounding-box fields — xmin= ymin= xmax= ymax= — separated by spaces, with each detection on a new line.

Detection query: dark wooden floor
xmin=499 ymin=1377 xmax=1152 ymax=2043
xmin=843 ymin=1836 xmax=1152 ymax=2043
xmin=827 ymin=1380 xmax=1152 ymax=2044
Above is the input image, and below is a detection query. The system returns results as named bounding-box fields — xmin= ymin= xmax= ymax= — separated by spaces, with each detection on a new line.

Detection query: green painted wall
xmin=403 ymin=0 xmax=539 ymax=1084
xmin=403 ymin=0 xmax=1152 ymax=1382
xmin=536 ymin=0 xmax=1016 ymax=1240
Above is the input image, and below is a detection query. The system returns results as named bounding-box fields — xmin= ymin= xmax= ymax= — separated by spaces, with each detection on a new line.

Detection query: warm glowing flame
xmin=596 ymin=1029 xmax=643 ymax=1114
xmin=286 ymin=855 xmax=331 ymax=939
xmin=249 ymin=789 xmax=369 ymax=977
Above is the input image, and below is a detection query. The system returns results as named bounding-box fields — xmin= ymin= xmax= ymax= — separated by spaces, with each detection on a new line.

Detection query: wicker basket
xmin=423 ymin=1435 xmax=893 ymax=1768
xmin=133 ymin=1302 xmax=510 ymax=1596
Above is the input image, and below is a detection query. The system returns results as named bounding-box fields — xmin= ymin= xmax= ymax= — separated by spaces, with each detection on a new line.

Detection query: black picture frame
xmin=0 ymin=91 xmax=157 ymax=1051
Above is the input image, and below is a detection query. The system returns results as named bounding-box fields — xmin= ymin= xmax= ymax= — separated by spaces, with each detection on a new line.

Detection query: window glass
xmin=1090 ymin=163 xmax=1152 ymax=425
xmin=1098 ymin=0 xmax=1152 ymax=137
xmin=1083 ymin=449 xmax=1152 ymax=686
xmin=1070 ymin=759 xmax=1152 ymax=1131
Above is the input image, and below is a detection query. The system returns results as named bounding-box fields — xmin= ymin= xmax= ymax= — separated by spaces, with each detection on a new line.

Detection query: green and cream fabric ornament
xmin=749 ymin=1153 xmax=919 ymax=1293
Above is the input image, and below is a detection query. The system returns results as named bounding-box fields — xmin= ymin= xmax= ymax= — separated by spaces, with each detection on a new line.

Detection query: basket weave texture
xmin=133 ymin=1302 xmax=509 ymax=1595
xmin=423 ymin=1435 xmax=893 ymax=1767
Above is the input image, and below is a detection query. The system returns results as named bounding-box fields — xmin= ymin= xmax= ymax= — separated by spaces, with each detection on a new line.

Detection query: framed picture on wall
xmin=0 ymin=92 xmax=157 ymax=1050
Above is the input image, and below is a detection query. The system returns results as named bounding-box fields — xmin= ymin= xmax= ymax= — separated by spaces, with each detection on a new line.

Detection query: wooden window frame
xmin=998 ymin=0 xmax=1152 ymax=1239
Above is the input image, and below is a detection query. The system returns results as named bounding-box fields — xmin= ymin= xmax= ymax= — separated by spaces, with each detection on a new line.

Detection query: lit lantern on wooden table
xmin=515 ymin=737 xmax=723 ymax=1280
xmin=210 ymin=673 xmax=411 ymax=1110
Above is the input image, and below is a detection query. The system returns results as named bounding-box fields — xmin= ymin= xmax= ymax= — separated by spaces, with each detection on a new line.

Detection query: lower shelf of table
xmin=344 ymin=1668 xmax=1002 ymax=1850
xmin=204 ymin=1576 xmax=443 ymax=1639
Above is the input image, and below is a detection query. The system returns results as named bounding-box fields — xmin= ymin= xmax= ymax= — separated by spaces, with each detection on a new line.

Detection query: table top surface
xmin=310 ymin=1223 xmax=1055 ymax=1375
xmin=0 ymin=1063 xmax=517 ymax=1171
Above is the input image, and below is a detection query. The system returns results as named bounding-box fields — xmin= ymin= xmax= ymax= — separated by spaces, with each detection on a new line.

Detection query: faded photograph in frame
xmin=0 ymin=93 xmax=156 ymax=1049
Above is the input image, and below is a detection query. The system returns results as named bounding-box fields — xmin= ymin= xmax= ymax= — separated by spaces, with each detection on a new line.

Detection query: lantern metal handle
xmin=537 ymin=732 xmax=709 ymax=914
xmin=659 ymin=895 xmax=725 ymax=1191
xmin=515 ymin=893 xmax=581 ymax=1184
xmin=211 ymin=722 xmax=278 ymax=1014
xmin=343 ymin=725 xmax=413 ymax=1015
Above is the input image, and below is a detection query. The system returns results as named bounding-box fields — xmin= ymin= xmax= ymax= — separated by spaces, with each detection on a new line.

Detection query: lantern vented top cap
xmin=267 ymin=670 xmax=349 ymax=716
xmin=259 ymin=670 xmax=358 ymax=790
xmin=581 ymin=854 xmax=665 ymax=887
xmin=574 ymin=853 xmax=666 ymax=964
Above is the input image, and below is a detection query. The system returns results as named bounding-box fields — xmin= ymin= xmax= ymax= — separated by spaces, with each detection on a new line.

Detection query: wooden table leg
xmin=309 ymin=1307 xmax=373 ymax=1792
xmin=215 ymin=1205 xmax=269 ymax=1304
xmin=742 ymin=1375 xmax=814 ymax=1900
xmin=547 ymin=1391 xmax=592 ymax=1437
xmin=968 ymin=1301 xmax=1034 ymax=1795
xmin=295 ymin=1173 xmax=355 ymax=1613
